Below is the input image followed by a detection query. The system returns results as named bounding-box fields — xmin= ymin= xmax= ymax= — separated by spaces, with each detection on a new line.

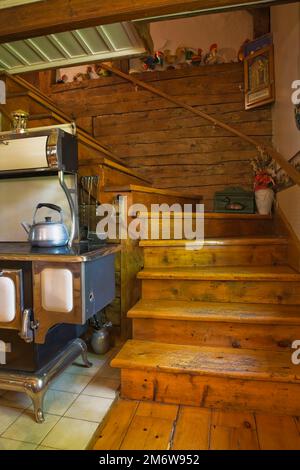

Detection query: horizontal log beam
xmin=0 ymin=0 xmax=286 ymax=44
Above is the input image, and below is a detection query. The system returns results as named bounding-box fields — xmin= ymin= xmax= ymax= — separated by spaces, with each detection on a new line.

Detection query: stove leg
xmin=79 ymin=339 xmax=93 ymax=368
xmin=27 ymin=389 xmax=46 ymax=423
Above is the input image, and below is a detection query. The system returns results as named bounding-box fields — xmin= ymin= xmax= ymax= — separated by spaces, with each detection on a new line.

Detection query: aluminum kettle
xmin=22 ymin=203 xmax=69 ymax=247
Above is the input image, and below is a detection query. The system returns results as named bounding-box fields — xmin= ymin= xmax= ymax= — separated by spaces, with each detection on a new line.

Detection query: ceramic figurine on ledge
xmin=87 ymin=65 xmax=99 ymax=80
xmin=163 ymin=49 xmax=177 ymax=68
xmin=142 ymin=51 xmax=164 ymax=71
xmin=204 ymin=43 xmax=222 ymax=65
xmin=191 ymin=48 xmax=203 ymax=66
xmin=56 ymin=74 xmax=68 ymax=84
xmin=155 ymin=50 xmax=164 ymax=67
xmin=143 ymin=55 xmax=156 ymax=70
xmin=73 ymin=72 xmax=88 ymax=82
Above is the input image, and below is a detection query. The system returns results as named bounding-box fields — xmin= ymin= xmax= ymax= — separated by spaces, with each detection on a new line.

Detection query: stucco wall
xmin=272 ymin=3 xmax=300 ymax=238
xmin=151 ymin=10 xmax=253 ymax=57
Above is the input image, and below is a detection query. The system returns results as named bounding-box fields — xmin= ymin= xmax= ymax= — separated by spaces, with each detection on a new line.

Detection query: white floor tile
xmin=0 ymin=405 xmax=23 ymax=434
xmin=0 ymin=437 xmax=36 ymax=450
xmin=64 ymin=394 xmax=113 ymax=422
xmin=65 ymin=361 xmax=104 ymax=377
xmin=41 ymin=417 xmax=98 ymax=450
xmin=49 ymin=373 xmax=92 ymax=394
xmin=82 ymin=376 xmax=119 ymax=399
xmin=29 ymin=389 xmax=78 ymax=416
xmin=2 ymin=411 xmax=60 ymax=445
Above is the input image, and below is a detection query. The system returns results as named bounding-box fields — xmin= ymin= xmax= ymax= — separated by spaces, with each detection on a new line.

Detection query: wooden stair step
xmin=113 ymin=340 xmax=300 ymax=414
xmin=130 ymin=300 xmax=300 ymax=351
xmin=111 ymin=339 xmax=300 ymax=384
xmin=128 ymin=299 xmax=300 ymax=325
xmin=138 ymin=265 xmax=300 ymax=282
xmin=140 ymin=237 xmax=288 ymax=247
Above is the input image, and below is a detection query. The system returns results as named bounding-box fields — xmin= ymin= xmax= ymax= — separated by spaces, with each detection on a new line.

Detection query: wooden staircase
xmin=112 ymin=212 xmax=300 ymax=415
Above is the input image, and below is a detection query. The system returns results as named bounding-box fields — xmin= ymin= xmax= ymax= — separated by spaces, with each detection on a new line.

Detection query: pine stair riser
xmin=120 ymin=369 xmax=300 ymax=416
xmin=132 ymin=318 xmax=300 ymax=351
xmin=143 ymin=244 xmax=288 ymax=268
xmin=201 ymin=217 xmax=276 ymax=238
xmin=139 ymin=217 xmax=276 ymax=238
xmin=142 ymin=279 xmax=300 ymax=305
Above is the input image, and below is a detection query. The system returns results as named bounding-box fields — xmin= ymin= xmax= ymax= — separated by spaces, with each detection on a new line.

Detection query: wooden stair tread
xmin=104 ymin=184 xmax=196 ymax=198
xmin=140 ymin=237 xmax=288 ymax=247
xmin=138 ymin=212 xmax=273 ymax=219
xmin=111 ymin=340 xmax=300 ymax=383
xmin=128 ymin=299 xmax=300 ymax=324
xmin=138 ymin=265 xmax=300 ymax=281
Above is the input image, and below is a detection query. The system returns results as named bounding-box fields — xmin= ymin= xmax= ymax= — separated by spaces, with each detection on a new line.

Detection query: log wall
xmin=50 ymin=63 xmax=273 ymax=209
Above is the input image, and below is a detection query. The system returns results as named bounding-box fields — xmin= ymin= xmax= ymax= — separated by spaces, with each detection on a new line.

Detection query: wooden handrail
xmin=101 ymin=63 xmax=300 ymax=187
xmin=0 ymin=72 xmax=125 ymax=165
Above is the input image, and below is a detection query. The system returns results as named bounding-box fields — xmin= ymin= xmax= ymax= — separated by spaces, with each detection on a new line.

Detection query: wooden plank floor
xmin=93 ymin=399 xmax=300 ymax=450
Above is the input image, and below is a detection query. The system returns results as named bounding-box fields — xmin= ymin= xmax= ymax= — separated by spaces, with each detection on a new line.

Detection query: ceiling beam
xmin=0 ymin=0 xmax=289 ymax=44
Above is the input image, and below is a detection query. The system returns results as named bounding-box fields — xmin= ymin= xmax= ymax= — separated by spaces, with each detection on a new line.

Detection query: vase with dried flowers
xmin=251 ymin=150 xmax=276 ymax=215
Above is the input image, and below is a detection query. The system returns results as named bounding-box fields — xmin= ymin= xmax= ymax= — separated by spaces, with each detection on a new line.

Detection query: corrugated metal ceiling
xmin=0 ymin=0 xmax=41 ymax=8
xmin=0 ymin=22 xmax=145 ymax=73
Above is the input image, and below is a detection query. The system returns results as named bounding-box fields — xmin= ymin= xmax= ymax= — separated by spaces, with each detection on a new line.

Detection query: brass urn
xmin=11 ymin=109 xmax=29 ymax=133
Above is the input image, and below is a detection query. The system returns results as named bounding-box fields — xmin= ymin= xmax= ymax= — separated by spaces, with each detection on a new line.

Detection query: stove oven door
xmin=0 ymin=269 xmax=23 ymax=331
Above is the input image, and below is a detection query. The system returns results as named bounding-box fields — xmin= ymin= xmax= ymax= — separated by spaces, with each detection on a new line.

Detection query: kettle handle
xmin=33 ymin=203 xmax=63 ymax=224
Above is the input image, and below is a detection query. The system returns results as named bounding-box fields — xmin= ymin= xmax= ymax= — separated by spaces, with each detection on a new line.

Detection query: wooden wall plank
xmin=50 ymin=64 xmax=272 ymax=204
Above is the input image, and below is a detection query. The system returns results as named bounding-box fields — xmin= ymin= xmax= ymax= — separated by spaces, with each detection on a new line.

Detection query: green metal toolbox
xmin=214 ymin=187 xmax=255 ymax=213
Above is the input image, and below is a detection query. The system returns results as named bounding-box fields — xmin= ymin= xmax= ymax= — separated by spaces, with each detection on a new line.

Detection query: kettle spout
xmin=21 ymin=222 xmax=31 ymax=234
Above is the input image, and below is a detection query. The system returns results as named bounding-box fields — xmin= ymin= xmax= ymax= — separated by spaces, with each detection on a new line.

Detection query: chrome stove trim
xmin=0 ymin=338 xmax=92 ymax=423
xmin=58 ymin=170 xmax=78 ymax=247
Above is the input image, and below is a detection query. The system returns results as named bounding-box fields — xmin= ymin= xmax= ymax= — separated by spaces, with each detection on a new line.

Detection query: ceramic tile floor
xmin=0 ymin=348 xmax=120 ymax=450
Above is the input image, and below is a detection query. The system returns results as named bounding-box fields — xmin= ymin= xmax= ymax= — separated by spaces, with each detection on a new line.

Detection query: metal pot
xmin=91 ymin=328 xmax=110 ymax=355
xmin=21 ymin=203 xmax=69 ymax=247
xmin=90 ymin=322 xmax=112 ymax=355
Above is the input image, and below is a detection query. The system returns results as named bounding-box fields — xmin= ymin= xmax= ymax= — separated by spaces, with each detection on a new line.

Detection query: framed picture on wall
xmin=244 ymin=45 xmax=275 ymax=110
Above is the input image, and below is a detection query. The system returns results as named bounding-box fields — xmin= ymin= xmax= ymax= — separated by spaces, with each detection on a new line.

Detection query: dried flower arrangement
xmin=251 ymin=150 xmax=277 ymax=191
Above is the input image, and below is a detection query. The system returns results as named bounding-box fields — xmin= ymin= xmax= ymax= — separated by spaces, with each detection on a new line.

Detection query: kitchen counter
xmin=0 ymin=241 xmax=120 ymax=263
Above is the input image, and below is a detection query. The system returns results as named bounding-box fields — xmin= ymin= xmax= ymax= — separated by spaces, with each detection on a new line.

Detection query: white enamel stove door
xmin=0 ymin=269 xmax=23 ymax=329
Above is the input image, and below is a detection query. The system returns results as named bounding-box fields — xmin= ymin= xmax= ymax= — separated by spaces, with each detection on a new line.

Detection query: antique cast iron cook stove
xmin=0 ymin=125 xmax=118 ymax=422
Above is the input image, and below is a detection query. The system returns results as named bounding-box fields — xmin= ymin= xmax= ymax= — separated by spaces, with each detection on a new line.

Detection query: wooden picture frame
xmin=244 ymin=45 xmax=275 ymax=110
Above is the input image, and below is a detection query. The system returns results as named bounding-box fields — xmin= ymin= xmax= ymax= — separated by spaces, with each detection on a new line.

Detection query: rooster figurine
xmin=204 ymin=43 xmax=220 ymax=65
